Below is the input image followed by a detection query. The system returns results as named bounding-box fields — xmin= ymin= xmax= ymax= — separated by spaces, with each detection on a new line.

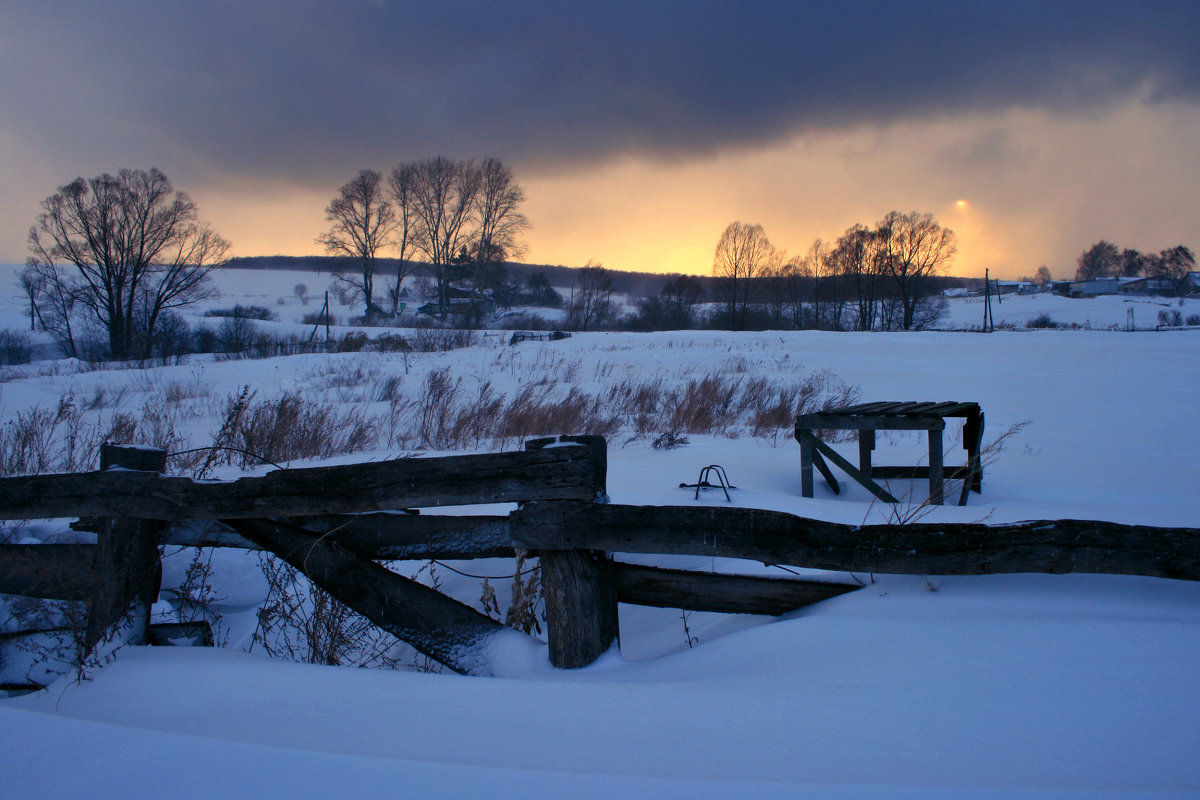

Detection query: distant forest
xmin=220 ymin=255 xmax=977 ymax=298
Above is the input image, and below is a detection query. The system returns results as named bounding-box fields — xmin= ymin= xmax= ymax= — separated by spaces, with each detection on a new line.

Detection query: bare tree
xmin=1035 ymin=265 xmax=1052 ymax=286
xmin=712 ymin=221 xmax=779 ymax=330
xmin=567 ymin=262 xmax=615 ymax=331
xmin=409 ymin=157 xmax=483 ymax=318
xmin=1153 ymin=245 xmax=1196 ymax=294
xmin=773 ymin=254 xmax=809 ymax=330
xmin=474 ymin=157 xmax=530 ymax=269
xmin=385 ymin=162 xmax=420 ymax=315
xmin=832 ymin=224 xmax=884 ymax=331
xmin=21 ymin=261 xmax=80 ymax=356
xmin=1074 ymin=240 xmax=1121 ymax=281
xmin=876 ymin=211 xmax=957 ymax=331
xmin=317 ymin=169 xmax=396 ymax=317
xmin=27 ymin=168 xmax=228 ymax=360
xmin=635 ymin=274 xmax=705 ymax=330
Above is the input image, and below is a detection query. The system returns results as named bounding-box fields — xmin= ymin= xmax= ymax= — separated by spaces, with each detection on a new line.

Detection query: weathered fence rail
xmin=2 ymin=436 xmax=1199 ymax=681
xmin=510 ymin=502 xmax=1200 ymax=582
xmin=0 ymin=446 xmax=603 ymax=520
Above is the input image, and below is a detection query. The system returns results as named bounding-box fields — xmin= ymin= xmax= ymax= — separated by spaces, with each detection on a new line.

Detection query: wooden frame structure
xmin=795 ymin=401 xmax=984 ymax=506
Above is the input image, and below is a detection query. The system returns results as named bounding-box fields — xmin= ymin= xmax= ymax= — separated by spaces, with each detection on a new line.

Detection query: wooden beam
xmin=615 ymin=563 xmax=860 ymax=615
xmin=224 ymin=518 xmax=512 ymax=676
xmin=0 ymin=544 xmax=96 ymax=600
xmin=0 ymin=446 xmax=601 ymax=521
xmin=795 ymin=415 xmax=946 ymax=431
xmin=525 ymin=435 xmax=607 ymax=496
xmin=164 ymin=514 xmax=517 ymax=561
xmin=810 ymin=448 xmax=841 ymax=495
xmin=512 ymin=502 xmax=1200 ymax=582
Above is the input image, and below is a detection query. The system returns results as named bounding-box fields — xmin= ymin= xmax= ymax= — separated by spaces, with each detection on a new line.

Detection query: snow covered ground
xmin=1 ymin=264 xmax=1199 ymax=797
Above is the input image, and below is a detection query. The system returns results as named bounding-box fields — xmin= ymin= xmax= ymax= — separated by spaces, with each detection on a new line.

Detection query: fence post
xmin=540 ymin=549 xmax=618 ymax=668
xmin=86 ymin=444 xmax=167 ymax=653
xmin=525 ymin=436 xmax=617 ymax=668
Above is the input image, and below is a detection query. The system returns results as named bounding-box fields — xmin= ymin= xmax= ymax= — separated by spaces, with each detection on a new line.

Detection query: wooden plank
xmin=615 ymin=563 xmax=860 ymax=615
xmin=541 ymin=549 xmax=619 ymax=669
xmin=876 ymin=401 xmax=922 ymax=414
xmin=796 ymin=430 xmax=899 ymax=503
xmin=0 ymin=445 xmax=601 ymax=521
xmin=0 ymin=544 xmax=96 ymax=600
xmin=810 ymin=448 xmax=841 ymax=495
xmin=933 ymin=402 xmax=980 ymax=417
xmin=225 ymin=518 xmax=512 ymax=676
xmin=820 ymin=401 xmax=894 ymax=416
xmin=894 ymin=402 xmax=941 ymax=415
xmin=795 ymin=414 xmax=946 ymax=431
xmin=511 ymin=502 xmax=1200 ymax=582
xmin=165 ymin=514 xmax=517 ymax=560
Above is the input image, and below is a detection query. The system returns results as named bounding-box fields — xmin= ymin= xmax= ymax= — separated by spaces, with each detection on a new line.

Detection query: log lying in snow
xmin=0 ymin=445 xmax=601 ymax=522
xmin=512 ymin=502 xmax=1200 ymax=582
xmin=614 ymin=562 xmax=860 ymax=615
xmin=224 ymin=518 xmax=513 ymax=675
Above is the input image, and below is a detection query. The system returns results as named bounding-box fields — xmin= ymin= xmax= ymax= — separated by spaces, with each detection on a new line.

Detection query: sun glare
xmin=956 ymin=199 xmax=969 ymax=210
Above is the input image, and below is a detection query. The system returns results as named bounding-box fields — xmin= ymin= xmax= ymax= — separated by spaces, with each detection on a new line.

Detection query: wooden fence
xmin=2 ymin=437 xmax=1198 ymax=680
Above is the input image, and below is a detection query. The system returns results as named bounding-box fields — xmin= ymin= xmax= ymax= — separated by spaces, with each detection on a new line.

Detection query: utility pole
xmin=982 ymin=269 xmax=994 ymax=332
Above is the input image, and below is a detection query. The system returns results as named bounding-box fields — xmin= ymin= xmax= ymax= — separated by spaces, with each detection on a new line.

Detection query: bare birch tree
xmin=833 ymin=224 xmax=884 ymax=331
xmin=876 ymin=211 xmax=956 ymax=330
xmin=386 ymin=162 xmax=419 ymax=314
xmin=317 ymin=169 xmax=396 ymax=317
xmin=409 ymin=157 xmax=483 ymax=318
xmin=712 ymin=221 xmax=779 ymax=330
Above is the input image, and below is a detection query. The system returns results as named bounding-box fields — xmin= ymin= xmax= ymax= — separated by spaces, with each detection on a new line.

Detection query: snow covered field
xmin=1 ymin=264 xmax=1199 ymax=798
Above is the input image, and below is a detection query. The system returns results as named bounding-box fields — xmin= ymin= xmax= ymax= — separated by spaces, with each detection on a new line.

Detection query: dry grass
xmin=229 ymin=393 xmax=378 ymax=468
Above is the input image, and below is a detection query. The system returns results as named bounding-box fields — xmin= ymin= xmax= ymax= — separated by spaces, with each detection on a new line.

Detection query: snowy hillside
xmin=1 ymin=264 xmax=1198 ymax=797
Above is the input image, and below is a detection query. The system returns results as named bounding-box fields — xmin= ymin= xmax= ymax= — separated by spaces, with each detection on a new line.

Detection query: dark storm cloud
xmin=3 ymin=0 xmax=1198 ymax=180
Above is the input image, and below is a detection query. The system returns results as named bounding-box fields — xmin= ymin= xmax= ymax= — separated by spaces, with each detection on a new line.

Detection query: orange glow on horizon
xmin=177 ymin=100 xmax=1200 ymax=284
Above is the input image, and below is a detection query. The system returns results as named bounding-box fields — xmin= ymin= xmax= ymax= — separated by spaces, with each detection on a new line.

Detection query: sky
xmin=2 ymin=1 xmax=1199 ymax=279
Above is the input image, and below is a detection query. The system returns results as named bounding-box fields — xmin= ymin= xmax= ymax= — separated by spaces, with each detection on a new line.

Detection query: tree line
xmin=1073 ymin=240 xmax=1194 ymax=292
xmin=318 ymin=157 xmax=529 ymax=322
xmin=707 ymin=211 xmax=957 ymax=332
xmin=41 ymin=164 xmax=1175 ymax=354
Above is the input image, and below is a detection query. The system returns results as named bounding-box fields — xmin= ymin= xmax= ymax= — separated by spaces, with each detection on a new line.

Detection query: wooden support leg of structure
xmin=799 ymin=435 xmax=815 ymax=498
xmin=958 ymin=411 xmax=985 ymax=506
xmin=86 ymin=444 xmax=167 ymax=653
xmin=928 ymin=428 xmax=944 ymax=505
xmin=540 ymin=549 xmax=619 ymax=669
xmin=858 ymin=430 xmax=875 ymax=477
